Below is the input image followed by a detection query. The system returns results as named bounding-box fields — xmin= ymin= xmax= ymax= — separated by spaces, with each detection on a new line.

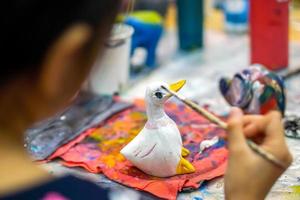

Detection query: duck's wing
xmin=120 ymin=127 xmax=158 ymax=160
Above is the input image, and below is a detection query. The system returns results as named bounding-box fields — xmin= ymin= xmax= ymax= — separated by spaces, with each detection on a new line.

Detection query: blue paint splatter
xmin=193 ymin=197 xmax=203 ymax=200
xmin=31 ymin=145 xmax=42 ymax=153
xmin=199 ymin=181 xmax=211 ymax=196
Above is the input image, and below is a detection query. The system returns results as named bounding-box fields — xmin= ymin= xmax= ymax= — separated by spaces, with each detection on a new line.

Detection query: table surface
xmin=45 ymin=30 xmax=300 ymax=200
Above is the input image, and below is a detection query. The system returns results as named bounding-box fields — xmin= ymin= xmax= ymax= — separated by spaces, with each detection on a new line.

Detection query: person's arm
xmin=225 ymin=108 xmax=293 ymax=200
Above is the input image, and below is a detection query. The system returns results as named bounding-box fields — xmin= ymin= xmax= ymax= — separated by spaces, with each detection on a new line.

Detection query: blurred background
xmin=86 ymin=0 xmax=300 ymax=97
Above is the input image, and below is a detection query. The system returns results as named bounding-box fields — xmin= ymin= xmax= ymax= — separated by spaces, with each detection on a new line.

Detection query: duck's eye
xmin=155 ymin=92 xmax=163 ymax=99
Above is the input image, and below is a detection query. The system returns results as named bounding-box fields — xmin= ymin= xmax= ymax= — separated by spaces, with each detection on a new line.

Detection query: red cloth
xmin=50 ymin=99 xmax=228 ymax=199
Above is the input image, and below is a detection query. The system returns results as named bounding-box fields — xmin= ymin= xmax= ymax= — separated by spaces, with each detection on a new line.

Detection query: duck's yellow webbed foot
xmin=181 ymin=147 xmax=190 ymax=157
xmin=176 ymin=157 xmax=195 ymax=175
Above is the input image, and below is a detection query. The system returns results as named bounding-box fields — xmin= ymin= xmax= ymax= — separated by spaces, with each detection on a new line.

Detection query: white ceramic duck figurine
xmin=121 ymin=80 xmax=195 ymax=177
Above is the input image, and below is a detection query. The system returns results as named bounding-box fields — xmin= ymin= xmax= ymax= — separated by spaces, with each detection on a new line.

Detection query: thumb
xmin=227 ymin=107 xmax=247 ymax=152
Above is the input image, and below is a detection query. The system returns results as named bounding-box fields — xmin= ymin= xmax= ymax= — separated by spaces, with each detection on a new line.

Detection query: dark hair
xmin=1 ymin=0 xmax=120 ymax=85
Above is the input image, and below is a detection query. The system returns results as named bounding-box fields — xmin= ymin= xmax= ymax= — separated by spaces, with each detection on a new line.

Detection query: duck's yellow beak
xmin=169 ymin=80 xmax=186 ymax=92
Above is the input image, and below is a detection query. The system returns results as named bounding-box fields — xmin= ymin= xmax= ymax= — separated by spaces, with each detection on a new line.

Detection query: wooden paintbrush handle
xmin=183 ymin=98 xmax=228 ymax=129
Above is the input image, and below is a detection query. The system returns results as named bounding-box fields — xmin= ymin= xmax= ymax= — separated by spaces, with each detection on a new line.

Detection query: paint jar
xmin=86 ymin=24 xmax=134 ymax=95
xmin=176 ymin=0 xmax=204 ymax=51
xmin=224 ymin=0 xmax=249 ymax=33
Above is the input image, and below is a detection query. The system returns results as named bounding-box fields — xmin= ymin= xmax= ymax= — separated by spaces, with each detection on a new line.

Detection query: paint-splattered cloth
xmin=49 ymin=99 xmax=228 ymax=200
xmin=25 ymin=92 xmax=132 ymax=160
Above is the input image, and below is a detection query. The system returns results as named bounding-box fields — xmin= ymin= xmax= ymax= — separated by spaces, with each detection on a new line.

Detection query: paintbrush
xmin=282 ymin=65 xmax=300 ymax=80
xmin=162 ymin=85 xmax=287 ymax=169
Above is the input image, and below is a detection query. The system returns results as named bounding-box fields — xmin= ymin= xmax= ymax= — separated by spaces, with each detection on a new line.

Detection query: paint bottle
xmin=176 ymin=0 xmax=204 ymax=50
xmin=224 ymin=0 xmax=249 ymax=33
xmin=250 ymin=0 xmax=289 ymax=71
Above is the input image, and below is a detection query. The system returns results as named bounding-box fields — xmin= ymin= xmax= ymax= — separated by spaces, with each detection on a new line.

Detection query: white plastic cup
xmin=86 ymin=24 xmax=134 ymax=95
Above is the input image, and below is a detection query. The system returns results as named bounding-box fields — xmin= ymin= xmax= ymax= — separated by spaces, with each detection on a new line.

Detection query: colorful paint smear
xmin=281 ymin=185 xmax=300 ymax=200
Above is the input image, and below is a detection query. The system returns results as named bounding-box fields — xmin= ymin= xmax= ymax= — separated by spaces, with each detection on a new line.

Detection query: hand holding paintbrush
xmin=161 ymin=85 xmax=288 ymax=169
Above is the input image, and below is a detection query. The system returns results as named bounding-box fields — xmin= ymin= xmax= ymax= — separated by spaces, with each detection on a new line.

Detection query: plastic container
xmin=86 ymin=24 xmax=134 ymax=94
xmin=224 ymin=0 xmax=249 ymax=33
xmin=176 ymin=0 xmax=204 ymax=50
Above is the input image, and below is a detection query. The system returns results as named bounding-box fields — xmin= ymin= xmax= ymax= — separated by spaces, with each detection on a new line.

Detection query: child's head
xmin=1 ymin=0 xmax=120 ymax=125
